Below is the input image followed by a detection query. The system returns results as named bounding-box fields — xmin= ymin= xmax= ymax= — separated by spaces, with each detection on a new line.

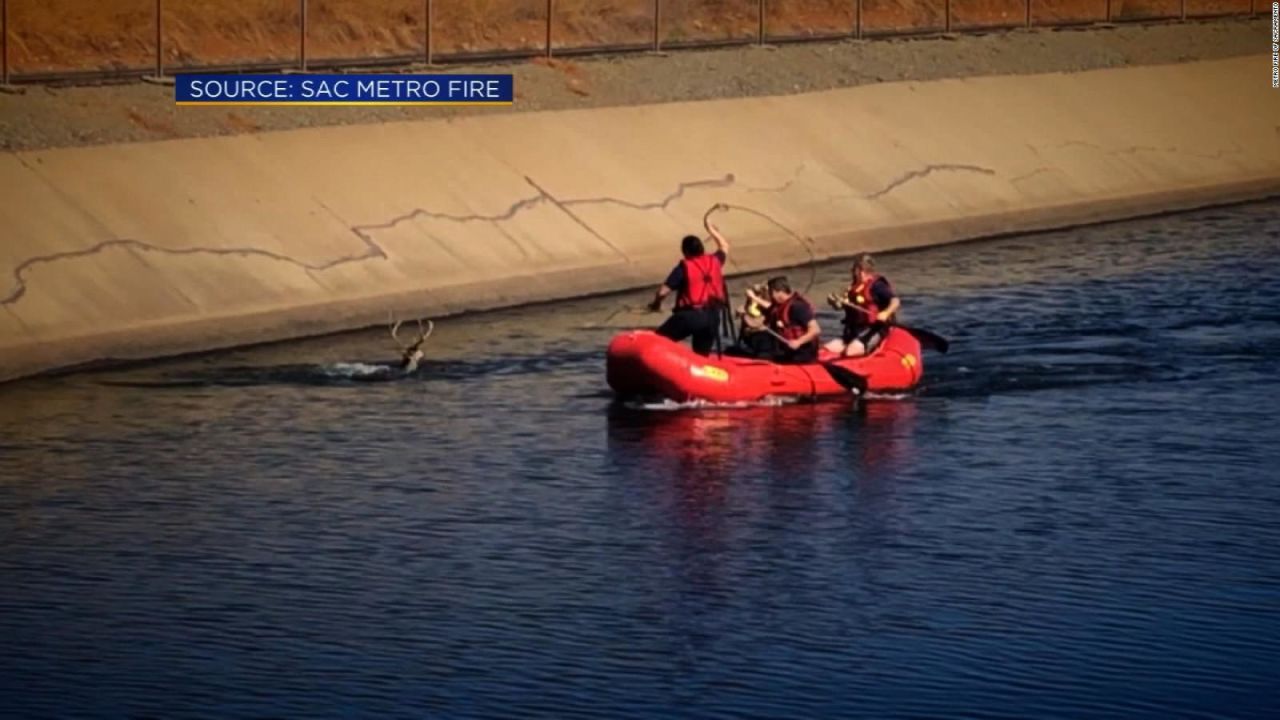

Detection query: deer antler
xmin=389 ymin=313 xmax=409 ymax=350
xmin=413 ymin=319 xmax=434 ymax=348
xmin=390 ymin=314 xmax=434 ymax=351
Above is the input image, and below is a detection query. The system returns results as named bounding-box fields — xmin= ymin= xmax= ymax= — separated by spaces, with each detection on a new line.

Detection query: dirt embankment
xmin=0 ymin=16 xmax=1265 ymax=153
xmin=6 ymin=0 xmax=1256 ymax=74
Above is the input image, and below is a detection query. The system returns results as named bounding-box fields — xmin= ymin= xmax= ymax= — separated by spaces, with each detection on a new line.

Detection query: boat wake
xmin=322 ymin=362 xmax=400 ymax=379
xmin=621 ymin=395 xmax=804 ymax=411
xmin=616 ymin=388 xmax=917 ymax=411
xmin=99 ymin=361 xmax=410 ymax=388
xmin=864 ymin=391 xmax=914 ymax=401
xmin=96 ymin=349 xmax=609 ymax=389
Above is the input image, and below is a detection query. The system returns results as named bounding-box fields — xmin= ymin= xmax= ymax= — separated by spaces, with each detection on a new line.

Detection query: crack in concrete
xmin=1 ymin=173 xmax=737 ymax=308
xmin=1008 ymin=166 xmax=1060 ymax=186
xmin=561 ymin=174 xmax=737 ymax=211
xmin=16 ymin=151 xmax=1160 ymax=309
xmin=1043 ymin=140 xmax=1248 ymax=163
xmin=352 ymin=193 xmax=548 ymax=232
xmin=0 ymin=237 xmax=386 ymax=306
xmin=737 ymin=161 xmax=1000 ymax=206
xmin=1008 ymin=139 xmax=1252 ymax=187
xmin=8 ymin=135 xmax=1255 ymax=305
xmin=816 ymin=162 xmax=998 ymax=205
xmin=522 ymin=176 xmax=628 ymax=260
xmin=743 ymin=163 xmax=808 ymax=194
xmin=5 ymin=160 xmax=994 ymax=308
xmin=863 ymin=164 xmax=997 ymax=200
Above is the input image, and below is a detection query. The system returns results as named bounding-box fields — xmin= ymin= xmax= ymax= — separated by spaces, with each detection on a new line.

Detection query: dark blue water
xmin=2 ymin=200 xmax=1279 ymax=719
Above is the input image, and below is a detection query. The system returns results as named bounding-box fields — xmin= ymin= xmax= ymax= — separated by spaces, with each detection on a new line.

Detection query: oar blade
xmin=901 ymin=325 xmax=950 ymax=354
xmin=821 ymin=362 xmax=868 ymax=396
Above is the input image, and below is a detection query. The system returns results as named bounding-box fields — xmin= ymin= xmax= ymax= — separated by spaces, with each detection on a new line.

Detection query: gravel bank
xmin=0 ymin=17 xmax=1265 ymax=152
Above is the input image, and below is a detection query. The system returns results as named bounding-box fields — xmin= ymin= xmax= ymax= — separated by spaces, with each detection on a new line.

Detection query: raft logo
xmin=690 ymin=365 xmax=730 ymax=382
xmin=174 ymin=73 xmax=514 ymax=106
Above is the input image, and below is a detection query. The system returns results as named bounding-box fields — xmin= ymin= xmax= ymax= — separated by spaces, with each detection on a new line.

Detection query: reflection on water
xmin=607 ymin=398 xmax=920 ymax=487
xmin=2 ymin=200 xmax=1279 ymax=719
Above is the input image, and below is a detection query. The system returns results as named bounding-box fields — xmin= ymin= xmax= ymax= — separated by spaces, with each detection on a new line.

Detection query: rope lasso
xmin=712 ymin=202 xmax=818 ymax=296
xmin=585 ymin=202 xmax=820 ymax=332
xmin=703 ymin=201 xmax=819 ymax=358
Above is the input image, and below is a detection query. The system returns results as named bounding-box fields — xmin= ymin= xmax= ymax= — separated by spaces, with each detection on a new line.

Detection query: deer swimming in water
xmin=389 ymin=316 xmax=434 ymax=373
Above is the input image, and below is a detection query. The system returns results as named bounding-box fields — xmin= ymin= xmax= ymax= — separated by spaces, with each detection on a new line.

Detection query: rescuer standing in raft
xmin=646 ymin=221 xmax=732 ymax=356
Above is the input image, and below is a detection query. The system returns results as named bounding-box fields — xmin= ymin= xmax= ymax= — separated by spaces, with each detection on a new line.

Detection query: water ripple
xmin=2 ymin=201 xmax=1279 ymax=719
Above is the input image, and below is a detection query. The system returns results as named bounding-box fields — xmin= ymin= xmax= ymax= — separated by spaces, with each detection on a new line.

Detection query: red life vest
xmin=847 ymin=273 xmax=893 ymax=325
xmin=770 ymin=293 xmax=817 ymax=343
xmin=676 ymin=255 xmax=726 ymax=310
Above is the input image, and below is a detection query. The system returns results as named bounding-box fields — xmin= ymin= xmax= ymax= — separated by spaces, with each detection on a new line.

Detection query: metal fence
xmin=0 ymin=0 xmax=1264 ymax=85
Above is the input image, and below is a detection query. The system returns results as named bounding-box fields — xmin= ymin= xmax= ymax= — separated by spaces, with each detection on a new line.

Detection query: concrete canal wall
xmin=1 ymin=54 xmax=1277 ymax=382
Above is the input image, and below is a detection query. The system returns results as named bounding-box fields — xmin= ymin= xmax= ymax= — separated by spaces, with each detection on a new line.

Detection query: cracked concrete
xmin=1 ymin=54 xmax=1278 ymax=382
xmin=0 ymin=162 xmax=1007 ymax=311
xmin=1 ymin=236 xmax=380 ymax=306
xmin=0 ymin=173 xmax=745 ymax=308
xmin=863 ymin=164 xmax=998 ymax=201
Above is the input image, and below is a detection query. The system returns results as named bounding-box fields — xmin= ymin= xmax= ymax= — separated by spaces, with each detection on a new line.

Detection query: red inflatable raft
xmin=606 ymin=327 xmax=924 ymax=403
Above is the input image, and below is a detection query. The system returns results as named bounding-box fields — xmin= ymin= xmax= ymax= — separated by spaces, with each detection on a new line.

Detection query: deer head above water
xmin=390 ymin=316 xmax=434 ymax=373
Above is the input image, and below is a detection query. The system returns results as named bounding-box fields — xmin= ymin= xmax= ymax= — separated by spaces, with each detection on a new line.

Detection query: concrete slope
xmin=1 ymin=55 xmax=1277 ymax=382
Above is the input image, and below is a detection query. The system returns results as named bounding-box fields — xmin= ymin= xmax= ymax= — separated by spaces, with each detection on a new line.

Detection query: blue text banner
xmin=175 ymin=74 xmax=514 ymax=105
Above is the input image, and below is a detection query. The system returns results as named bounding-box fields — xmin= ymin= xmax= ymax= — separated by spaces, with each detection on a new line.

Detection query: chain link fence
xmin=0 ymin=1 xmax=1261 ymax=85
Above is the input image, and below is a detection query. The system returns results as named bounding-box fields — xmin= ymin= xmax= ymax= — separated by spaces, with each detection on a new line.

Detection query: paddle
xmin=816 ymin=361 xmax=869 ymax=396
xmin=838 ymin=303 xmax=950 ymax=354
xmin=759 ymin=327 xmax=868 ymax=396
xmin=898 ymin=324 xmax=950 ymax=354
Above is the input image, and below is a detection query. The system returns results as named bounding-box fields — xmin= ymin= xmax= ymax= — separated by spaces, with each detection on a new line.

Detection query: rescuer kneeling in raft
xmin=744 ymin=276 xmax=821 ymax=364
xmin=732 ymin=282 xmax=774 ymax=357
xmin=825 ymin=252 xmax=900 ymax=357
xmin=646 ymin=222 xmax=731 ymax=356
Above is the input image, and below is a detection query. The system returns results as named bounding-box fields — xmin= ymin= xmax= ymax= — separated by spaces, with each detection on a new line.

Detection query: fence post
xmin=1105 ymin=0 xmax=1112 ymax=22
xmin=759 ymin=0 xmax=766 ymax=45
xmin=945 ymin=0 xmax=951 ymax=32
xmin=1181 ymin=0 xmax=1186 ymax=21
xmin=653 ymin=0 xmax=661 ymax=51
xmin=425 ymin=0 xmax=432 ymax=65
xmin=155 ymin=0 xmax=163 ymax=78
xmin=2 ymin=0 xmax=9 ymax=85
xmin=299 ymin=0 xmax=308 ymax=71
xmin=546 ymin=0 xmax=553 ymax=58
xmin=855 ymin=0 xmax=862 ymax=39
xmin=1025 ymin=0 xmax=1031 ymax=28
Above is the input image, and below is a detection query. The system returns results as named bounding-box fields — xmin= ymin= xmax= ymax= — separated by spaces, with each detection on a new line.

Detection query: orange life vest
xmin=770 ymin=293 xmax=817 ymax=345
xmin=847 ymin=273 xmax=893 ymax=326
xmin=676 ymin=255 xmax=726 ymax=310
